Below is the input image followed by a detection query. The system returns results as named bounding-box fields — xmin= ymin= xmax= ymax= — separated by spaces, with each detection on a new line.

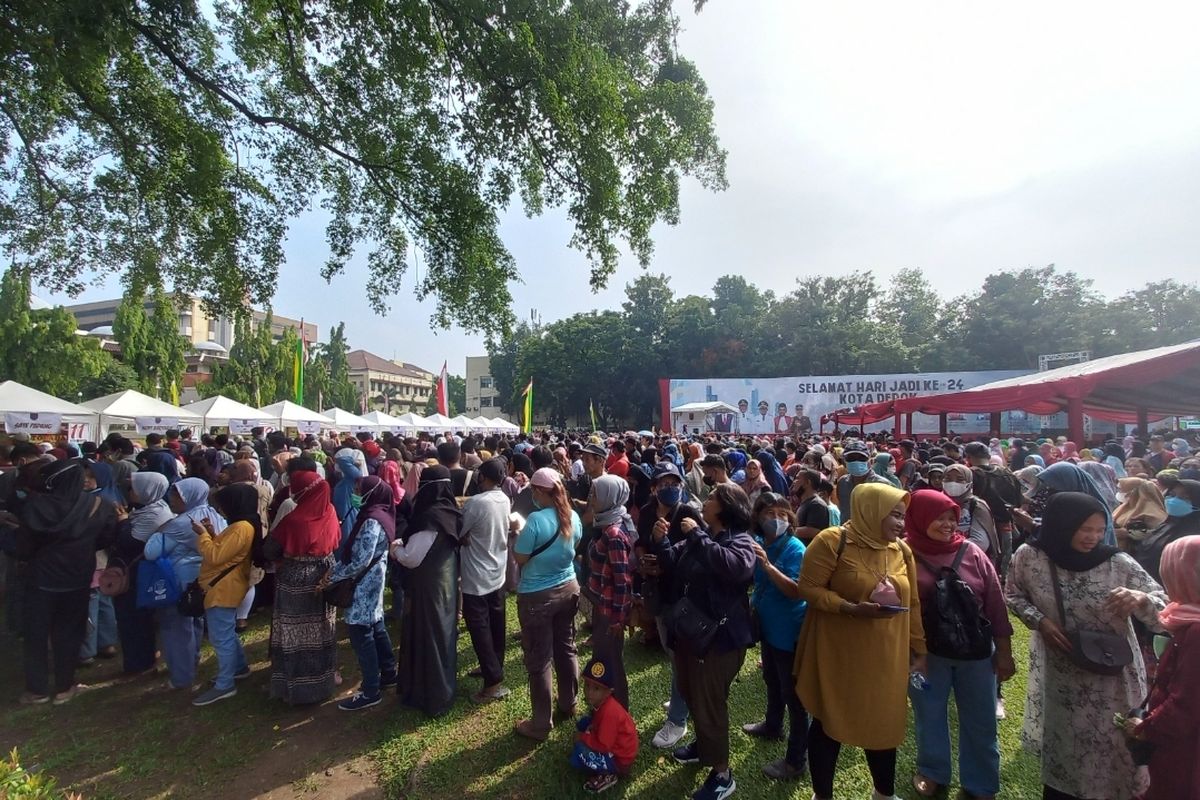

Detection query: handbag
xmin=1049 ymin=561 xmax=1134 ymax=676
xmin=323 ymin=551 xmax=384 ymax=609
xmin=99 ymin=555 xmax=140 ymax=597
xmin=260 ymin=533 xmax=284 ymax=562
xmin=662 ymin=540 xmax=744 ymax=656
xmin=178 ymin=559 xmax=244 ymax=618
xmin=135 ymin=533 xmax=182 ymax=609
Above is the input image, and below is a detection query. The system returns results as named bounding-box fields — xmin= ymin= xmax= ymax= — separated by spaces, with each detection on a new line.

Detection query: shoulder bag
xmin=1048 ymin=560 xmax=1133 ymax=676
xmin=178 ymin=558 xmax=244 ymax=617
xmin=323 ymin=549 xmax=384 ymax=609
xmin=662 ymin=537 xmax=745 ymax=656
xmin=136 ymin=531 xmax=183 ymax=609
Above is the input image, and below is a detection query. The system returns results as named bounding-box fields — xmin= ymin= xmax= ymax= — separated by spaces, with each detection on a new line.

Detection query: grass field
xmin=0 ymin=597 xmax=1043 ymax=799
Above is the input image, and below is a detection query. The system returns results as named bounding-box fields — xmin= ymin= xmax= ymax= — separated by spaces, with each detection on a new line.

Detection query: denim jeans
xmin=908 ymin=653 xmax=1000 ymax=796
xmin=205 ymin=606 xmax=248 ymax=690
xmin=655 ymin=615 xmax=690 ymax=726
xmin=347 ymin=619 xmax=396 ymax=698
xmin=157 ymin=605 xmax=203 ymax=688
xmin=80 ymin=589 xmax=119 ymax=660
xmin=570 ymin=741 xmax=619 ymax=776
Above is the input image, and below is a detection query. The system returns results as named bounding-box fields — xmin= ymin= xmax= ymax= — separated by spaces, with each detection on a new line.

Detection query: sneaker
xmin=192 ymin=685 xmax=237 ymax=706
xmin=337 ymin=691 xmax=382 ymax=711
xmin=233 ymin=666 xmax=252 ymax=680
xmin=467 ymin=666 xmax=484 ymax=678
xmin=762 ymin=758 xmax=805 ymax=781
xmin=995 ymin=697 xmax=1006 ymax=720
xmin=97 ymin=645 xmax=118 ymax=659
xmin=693 ymin=768 xmax=736 ymax=800
xmin=653 ymin=720 xmax=688 ymax=749
xmin=379 ymin=671 xmax=399 ymax=689
xmin=584 ymin=773 xmax=619 ymax=794
xmin=741 ymin=720 xmax=783 ymax=740
xmin=52 ymin=685 xmax=86 ymax=705
xmin=662 ymin=699 xmax=671 ymax=711
xmin=672 ymin=741 xmax=701 ymax=765
xmin=19 ymin=692 xmax=49 ymax=705
xmin=471 ymin=686 xmax=511 ymax=704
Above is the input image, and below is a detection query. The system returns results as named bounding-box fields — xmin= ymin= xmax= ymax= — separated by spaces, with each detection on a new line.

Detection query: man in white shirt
xmin=458 ymin=458 xmax=513 ymax=703
xmin=750 ymin=400 xmax=774 ymax=435
xmin=733 ymin=398 xmax=751 ymax=434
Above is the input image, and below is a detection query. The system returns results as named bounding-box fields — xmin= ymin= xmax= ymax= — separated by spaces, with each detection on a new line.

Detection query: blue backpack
xmin=135 ymin=532 xmax=181 ymax=609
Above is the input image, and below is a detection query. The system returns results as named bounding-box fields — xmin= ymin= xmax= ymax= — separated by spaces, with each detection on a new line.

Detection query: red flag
xmin=437 ymin=361 xmax=449 ymax=416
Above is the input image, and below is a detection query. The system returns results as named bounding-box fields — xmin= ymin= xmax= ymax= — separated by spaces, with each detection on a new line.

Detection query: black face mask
xmin=702 ymin=475 xmax=715 ymax=487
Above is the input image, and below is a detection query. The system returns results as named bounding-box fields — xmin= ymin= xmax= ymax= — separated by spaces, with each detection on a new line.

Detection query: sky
xmin=43 ymin=0 xmax=1200 ymax=377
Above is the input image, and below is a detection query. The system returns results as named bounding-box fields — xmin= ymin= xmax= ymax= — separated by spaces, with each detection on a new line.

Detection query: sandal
xmin=514 ymin=719 xmax=548 ymax=741
xmin=912 ymin=774 xmax=940 ymax=797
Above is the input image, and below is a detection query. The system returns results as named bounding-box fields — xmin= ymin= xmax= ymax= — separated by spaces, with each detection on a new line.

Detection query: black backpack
xmin=915 ymin=543 xmax=993 ymax=660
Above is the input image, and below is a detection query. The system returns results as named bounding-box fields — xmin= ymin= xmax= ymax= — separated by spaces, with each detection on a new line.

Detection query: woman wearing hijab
xmin=189 ymin=483 xmax=256 ymax=706
xmin=390 ymin=465 xmax=462 ymax=717
xmin=144 ymin=477 xmax=226 ymax=691
xmin=942 ymin=464 xmax=1002 ymax=569
xmin=511 ymin=468 xmax=583 ymax=740
xmin=905 ymin=490 xmax=1013 ymax=800
xmin=79 ymin=460 xmax=122 ymax=663
xmin=755 ymin=450 xmax=789 ymax=496
xmin=266 ymin=469 xmax=341 ymax=704
xmin=1103 ymin=443 xmax=1128 ymax=478
xmin=1025 ymin=454 xmax=1046 ymax=468
xmin=331 ymin=449 xmax=363 ymax=542
xmin=17 ymin=460 xmax=117 ymax=705
xmin=323 ymin=475 xmax=397 ymax=711
xmin=1124 ymin=536 xmax=1200 ymax=799
xmin=1008 ymin=439 xmax=1029 ymax=471
xmin=740 ymin=457 xmax=770 ymax=506
xmin=1126 ymin=478 xmax=1200 ymax=584
xmin=1038 ymin=442 xmax=1059 ymax=466
xmin=1005 ymin=492 xmax=1166 ymax=800
xmin=109 ymin=472 xmax=173 ymax=674
xmin=585 ymin=475 xmax=635 ymax=709
xmin=793 ymin=483 xmax=925 ymax=800
xmin=1059 ymin=441 xmax=1080 ymax=462
xmin=1113 ymin=477 xmax=1168 ymax=549
xmin=1023 ymin=462 xmax=1118 ymax=546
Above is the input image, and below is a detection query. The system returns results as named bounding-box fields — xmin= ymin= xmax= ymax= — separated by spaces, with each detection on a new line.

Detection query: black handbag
xmin=178 ymin=560 xmax=243 ymax=618
xmin=1049 ymin=561 xmax=1134 ymax=676
xmin=323 ymin=551 xmax=384 ymax=609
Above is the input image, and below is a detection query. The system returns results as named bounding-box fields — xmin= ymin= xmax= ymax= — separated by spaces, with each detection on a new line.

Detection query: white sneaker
xmin=662 ymin=699 xmax=670 ymax=710
xmin=871 ymin=792 xmax=900 ymax=800
xmin=996 ymin=697 xmax=1007 ymax=720
xmin=653 ymin=720 xmax=688 ymax=749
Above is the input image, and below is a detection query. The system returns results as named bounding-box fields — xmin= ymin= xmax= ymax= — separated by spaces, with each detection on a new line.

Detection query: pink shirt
xmin=912 ymin=541 xmax=1013 ymax=637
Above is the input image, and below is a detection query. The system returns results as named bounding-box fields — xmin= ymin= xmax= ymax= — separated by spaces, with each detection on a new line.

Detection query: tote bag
xmin=135 ymin=532 xmax=181 ymax=609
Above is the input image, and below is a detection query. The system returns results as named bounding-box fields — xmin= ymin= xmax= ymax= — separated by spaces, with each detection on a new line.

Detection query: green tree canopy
xmin=1 ymin=0 xmax=726 ymax=339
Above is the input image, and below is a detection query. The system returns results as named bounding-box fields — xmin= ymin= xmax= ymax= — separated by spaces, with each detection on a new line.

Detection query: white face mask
xmin=1115 ymin=491 xmax=1127 ymax=504
xmin=943 ymin=481 xmax=970 ymax=498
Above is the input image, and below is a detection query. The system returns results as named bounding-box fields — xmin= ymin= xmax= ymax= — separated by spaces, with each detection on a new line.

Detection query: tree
xmin=322 ymin=323 xmax=357 ymax=411
xmin=487 ymin=320 xmax=537 ymax=414
xmin=424 ymin=375 xmax=466 ymax=417
xmin=113 ymin=280 xmax=188 ymax=398
xmin=78 ymin=358 xmax=139 ymax=399
xmin=2 ymin=1 xmax=726 ymax=339
xmin=376 ymin=385 xmax=402 ymax=414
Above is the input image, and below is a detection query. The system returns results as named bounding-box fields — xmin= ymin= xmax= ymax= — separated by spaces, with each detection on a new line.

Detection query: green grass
xmin=0 ymin=598 xmax=1043 ymax=799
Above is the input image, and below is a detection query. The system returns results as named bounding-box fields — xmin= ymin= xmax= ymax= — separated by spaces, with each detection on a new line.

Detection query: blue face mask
xmin=656 ymin=486 xmax=683 ymax=506
xmin=761 ymin=518 xmax=789 ymax=539
xmin=1165 ymin=496 xmax=1196 ymax=518
xmin=846 ymin=460 xmax=870 ymax=477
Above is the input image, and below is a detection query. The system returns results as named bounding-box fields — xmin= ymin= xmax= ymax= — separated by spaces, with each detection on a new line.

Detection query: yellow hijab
xmin=1114 ymin=476 xmax=1167 ymax=531
xmin=844 ymin=482 xmax=910 ymax=550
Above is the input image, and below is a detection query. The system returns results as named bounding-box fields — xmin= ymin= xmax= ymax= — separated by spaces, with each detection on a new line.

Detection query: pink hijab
xmin=378 ymin=459 xmax=405 ymax=504
xmin=1159 ymin=536 xmax=1200 ymax=631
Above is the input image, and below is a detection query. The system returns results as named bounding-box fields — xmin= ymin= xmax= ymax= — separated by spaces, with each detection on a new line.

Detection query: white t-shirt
xmin=459 ymin=489 xmax=511 ymax=595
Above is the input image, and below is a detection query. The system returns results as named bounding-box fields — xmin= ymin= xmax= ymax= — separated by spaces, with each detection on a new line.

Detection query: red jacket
xmin=1141 ymin=624 xmax=1200 ymax=800
xmin=580 ymin=695 xmax=638 ymax=771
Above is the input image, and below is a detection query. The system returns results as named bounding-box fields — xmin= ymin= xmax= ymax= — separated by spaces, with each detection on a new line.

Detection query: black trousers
xmin=1042 ymin=787 xmax=1086 ymax=800
xmin=24 ymin=587 xmax=90 ymax=696
xmin=112 ymin=566 xmax=157 ymax=674
xmin=808 ymin=717 xmax=896 ymax=797
xmin=761 ymin=643 xmax=810 ymax=768
xmin=462 ymin=589 xmax=506 ymax=687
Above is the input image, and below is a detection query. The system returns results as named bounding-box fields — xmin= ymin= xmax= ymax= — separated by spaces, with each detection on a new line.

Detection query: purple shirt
xmin=912 ymin=541 xmax=1013 ymax=637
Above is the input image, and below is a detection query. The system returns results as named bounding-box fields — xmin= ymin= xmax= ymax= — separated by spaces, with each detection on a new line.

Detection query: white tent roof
xmin=487 ymin=417 xmax=519 ymax=431
xmin=422 ymin=413 xmax=455 ymax=430
xmin=670 ymin=401 xmax=739 ymax=414
xmin=362 ymin=410 xmax=404 ymax=430
xmin=470 ymin=416 xmax=495 ymax=431
xmin=258 ymin=400 xmax=334 ymax=426
xmin=394 ymin=412 xmax=429 ymax=428
xmin=0 ymin=381 xmax=97 ymax=418
xmin=181 ymin=395 xmax=272 ymax=426
xmin=321 ymin=407 xmax=375 ymax=430
xmin=84 ymin=390 xmax=202 ymax=421
xmin=448 ymin=414 xmax=477 ymax=430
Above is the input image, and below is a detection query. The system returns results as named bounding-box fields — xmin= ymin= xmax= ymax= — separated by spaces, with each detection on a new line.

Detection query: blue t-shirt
xmin=751 ymin=532 xmax=807 ymax=651
xmin=515 ymin=507 xmax=582 ymax=594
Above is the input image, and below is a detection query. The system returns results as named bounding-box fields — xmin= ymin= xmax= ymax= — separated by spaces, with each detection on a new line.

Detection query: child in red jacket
xmin=570 ymin=657 xmax=639 ymax=793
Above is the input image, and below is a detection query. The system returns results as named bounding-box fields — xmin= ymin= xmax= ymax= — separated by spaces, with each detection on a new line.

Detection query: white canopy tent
xmin=394 ymin=412 xmax=428 ymax=434
xmin=181 ymin=395 xmax=272 ymax=432
xmin=321 ymin=407 xmax=375 ymax=433
xmin=257 ymin=401 xmax=334 ymax=435
xmin=670 ymin=401 xmax=738 ymax=435
xmin=362 ymin=410 xmax=405 ymax=433
xmin=448 ymin=414 xmax=478 ymax=431
xmin=470 ymin=416 xmax=496 ymax=433
xmin=83 ymin=390 xmax=202 ymax=437
xmin=0 ymin=380 xmax=98 ymax=438
xmin=487 ymin=417 xmax=520 ymax=433
xmin=421 ymin=413 xmax=454 ymax=431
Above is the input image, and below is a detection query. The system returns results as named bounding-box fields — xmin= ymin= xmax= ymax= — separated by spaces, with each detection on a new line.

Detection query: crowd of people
xmin=1 ymin=424 xmax=1198 ymax=800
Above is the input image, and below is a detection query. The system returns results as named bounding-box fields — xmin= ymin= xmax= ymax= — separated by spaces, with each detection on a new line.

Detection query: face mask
xmin=761 ymin=518 xmax=789 ymax=539
xmin=1165 ymin=496 xmax=1196 ymax=517
xmin=702 ymin=475 xmax=716 ymax=487
xmin=1115 ymin=491 xmax=1127 ymax=504
xmin=349 ymin=493 xmax=363 ymax=510
xmin=846 ymin=461 xmax=869 ymax=477
xmin=943 ymin=481 xmax=970 ymax=498
xmin=656 ymin=486 xmax=683 ymax=506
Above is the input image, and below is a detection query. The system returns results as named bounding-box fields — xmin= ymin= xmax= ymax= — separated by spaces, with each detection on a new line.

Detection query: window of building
xmin=480 ymin=376 xmax=493 ymax=389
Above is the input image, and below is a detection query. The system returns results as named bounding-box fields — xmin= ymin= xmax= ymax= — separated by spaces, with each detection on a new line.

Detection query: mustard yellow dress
xmin=793 ymin=483 xmax=926 ymax=750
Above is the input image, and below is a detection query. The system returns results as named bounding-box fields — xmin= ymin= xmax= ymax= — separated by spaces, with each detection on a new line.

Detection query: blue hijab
xmin=1035 ymin=462 xmax=1115 ymax=545
xmin=332 ymin=454 xmax=363 ymax=541
xmin=87 ymin=459 xmax=123 ymax=506
xmin=662 ymin=443 xmax=683 ymax=468
xmin=755 ymin=450 xmax=789 ymax=495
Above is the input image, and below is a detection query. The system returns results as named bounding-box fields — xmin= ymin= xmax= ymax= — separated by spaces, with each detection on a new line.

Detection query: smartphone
xmin=641 ymin=554 xmax=658 ymax=565
xmin=879 ymin=605 xmax=909 ymax=613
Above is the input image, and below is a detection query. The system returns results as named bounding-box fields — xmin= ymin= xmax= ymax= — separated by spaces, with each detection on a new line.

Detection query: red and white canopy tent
xmin=842 ymin=341 xmax=1200 ymax=442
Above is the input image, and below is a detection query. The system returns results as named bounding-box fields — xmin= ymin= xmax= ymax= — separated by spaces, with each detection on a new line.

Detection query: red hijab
xmin=903 ymin=489 xmax=964 ymax=556
xmin=270 ymin=471 xmax=340 ymax=557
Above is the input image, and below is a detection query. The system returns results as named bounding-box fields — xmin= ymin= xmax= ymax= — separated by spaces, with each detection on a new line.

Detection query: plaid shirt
xmin=587 ymin=523 xmax=632 ymax=625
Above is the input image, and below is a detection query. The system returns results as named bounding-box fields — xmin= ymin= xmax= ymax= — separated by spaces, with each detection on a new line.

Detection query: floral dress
xmin=1005 ymin=545 xmax=1166 ymax=799
xmin=327 ymin=518 xmax=387 ymax=626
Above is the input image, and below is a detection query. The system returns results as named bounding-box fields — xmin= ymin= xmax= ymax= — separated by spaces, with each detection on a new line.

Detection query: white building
xmin=465 ymin=355 xmax=513 ymax=422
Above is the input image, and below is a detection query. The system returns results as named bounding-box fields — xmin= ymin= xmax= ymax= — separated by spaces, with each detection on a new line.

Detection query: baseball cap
xmin=651 ymin=462 xmax=683 ymax=483
xmin=843 ymin=442 xmax=869 ymax=460
xmin=530 ymin=467 xmax=562 ymax=490
xmin=582 ymin=657 xmax=614 ymax=690
xmin=963 ymin=442 xmax=990 ymax=459
xmin=926 ymin=463 xmax=946 ymax=474
xmin=581 ymin=443 xmax=607 ymax=458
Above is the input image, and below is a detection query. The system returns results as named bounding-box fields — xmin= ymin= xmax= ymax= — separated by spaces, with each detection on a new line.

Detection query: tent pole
xmin=939 ymin=412 xmax=948 ymax=437
xmin=1068 ymin=396 xmax=1086 ymax=445
xmin=990 ymin=412 xmax=1002 ymax=437
xmin=905 ymin=413 xmax=913 ymax=438
xmin=893 ymin=410 xmax=901 ymax=438
xmin=1137 ymin=407 xmax=1149 ymax=438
